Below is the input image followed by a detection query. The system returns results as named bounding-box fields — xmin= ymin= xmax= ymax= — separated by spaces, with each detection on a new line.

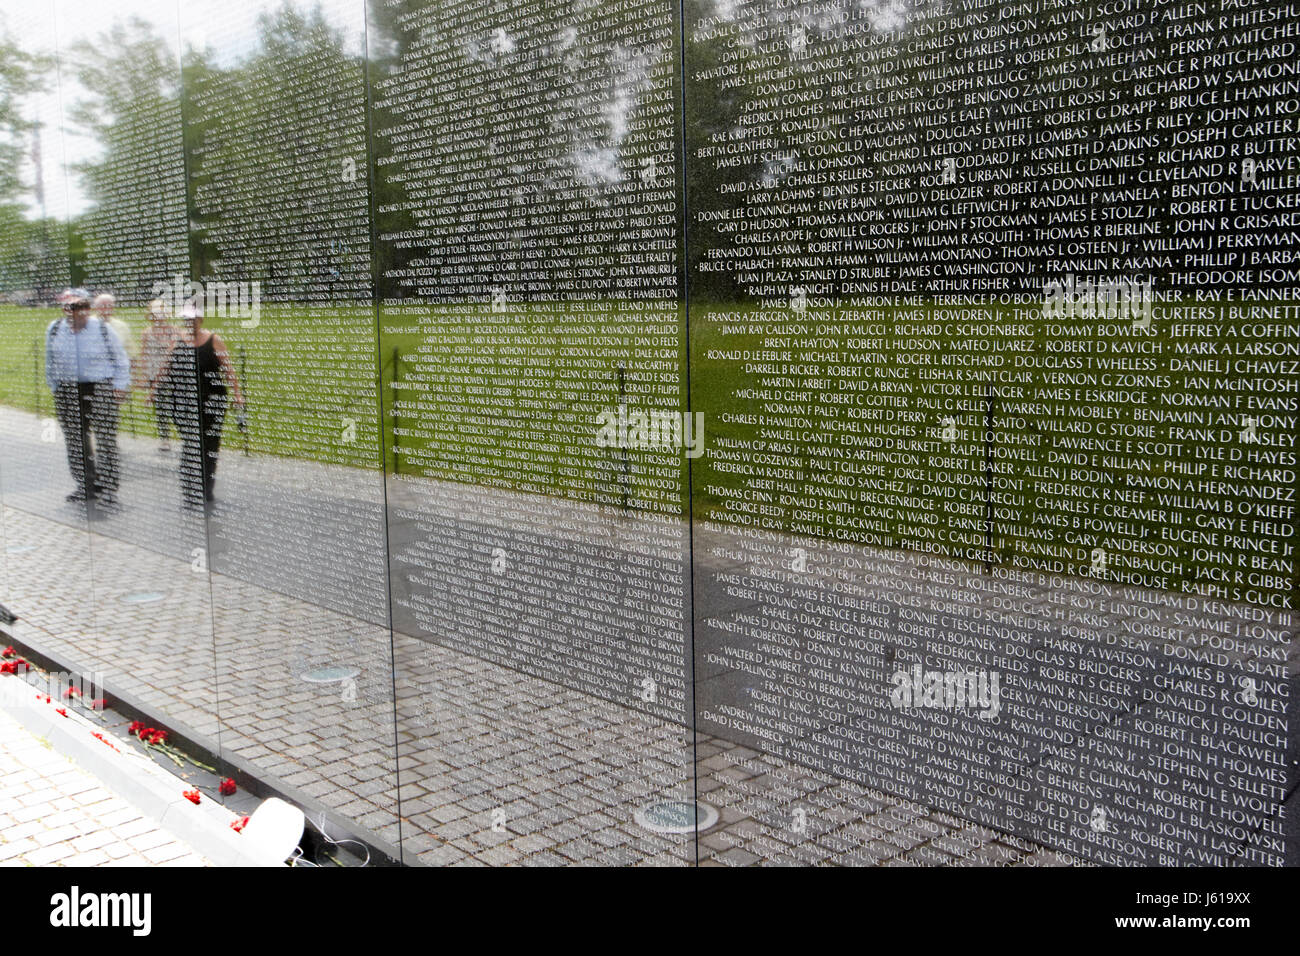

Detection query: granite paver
xmin=0 ymin=706 xmax=210 ymax=867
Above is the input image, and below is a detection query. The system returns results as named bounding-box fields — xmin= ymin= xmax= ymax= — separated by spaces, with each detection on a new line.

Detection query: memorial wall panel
xmin=685 ymin=0 xmax=1296 ymax=866
xmin=52 ymin=0 xmax=222 ymax=743
xmin=0 ymin=0 xmax=1294 ymax=867
xmin=367 ymin=0 xmax=696 ymax=864
xmin=178 ymin=0 xmax=400 ymax=849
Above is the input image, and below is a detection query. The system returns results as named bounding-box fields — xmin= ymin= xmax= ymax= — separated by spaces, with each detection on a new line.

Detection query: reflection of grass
xmin=0 ymin=303 xmax=686 ymax=510
xmin=0 ymin=304 xmax=398 ymax=461
xmin=4 ymin=301 xmax=1296 ymax=606
xmin=0 ymin=307 xmax=55 ymax=419
xmin=692 ymin=301 xmax=1298 ymax=607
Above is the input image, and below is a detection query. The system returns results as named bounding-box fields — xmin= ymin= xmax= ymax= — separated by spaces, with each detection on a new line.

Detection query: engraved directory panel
xmin=179 ymin=0 xmax=399 ymax=851
xmin=369 ymin=0 xmax=695 ymax=864
xmin=685 ymin=0 xmax=1296 ymax=866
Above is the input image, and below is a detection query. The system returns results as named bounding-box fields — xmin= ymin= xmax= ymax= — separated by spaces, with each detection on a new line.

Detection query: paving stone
xmin=25 ymin=843 xmax=76 ymax=865
xmin=0 ymin=704 xmax=212 ymax=867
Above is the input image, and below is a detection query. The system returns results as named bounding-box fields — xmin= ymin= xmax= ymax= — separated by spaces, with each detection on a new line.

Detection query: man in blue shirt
xmin=46 ymin=288 xmax=131 ymax=507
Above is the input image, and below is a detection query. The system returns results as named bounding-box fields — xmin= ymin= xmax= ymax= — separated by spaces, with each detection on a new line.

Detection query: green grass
xmin=0 ymin=302 xmax=686 ymax=510
xmin=690 ymin=299 xmax=1298 ymax=607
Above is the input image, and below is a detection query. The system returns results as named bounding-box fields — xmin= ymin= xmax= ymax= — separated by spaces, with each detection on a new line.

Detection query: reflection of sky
xmin=16 ymin=0 xmax=178 ymax=218
xmin=12 ymin=0 xmax=919 ymax=219
xmin=180 ymin=0 xmax=365 ymax=66
xmin=13 ymin=0 xmax=363 ymax=219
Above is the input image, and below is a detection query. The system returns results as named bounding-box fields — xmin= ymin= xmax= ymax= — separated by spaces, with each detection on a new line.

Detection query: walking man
xmin=45 ymin=288 xmax=131 ymax=507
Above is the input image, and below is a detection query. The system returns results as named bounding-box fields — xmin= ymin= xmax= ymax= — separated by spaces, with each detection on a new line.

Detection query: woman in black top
xmin=162 ymin=304 xmax=244 ymax=508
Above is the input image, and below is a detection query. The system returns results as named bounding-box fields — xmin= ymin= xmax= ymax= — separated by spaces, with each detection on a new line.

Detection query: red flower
xmin=183 ymin=789 xmax=201 ymax=805
xmin=147 ymin=729 xmax=168 ymax=745
xmin=1 ymin=646 xmax=15 ymax=658
xmin=231 ymin=816 xmax=249 ymax=833
xmin=129 ymin=721 xmax=146 ymax=736
xmin=0 ymin=662 xmax=15 ymax=675
xmin=12 ymin=659 xmax=29 ymax=673
xmin=218 ymin=778 xmax=237 ymax=796
xmin=55 ymin=707 xmax=67 ymax=717
xmin=62 ymin=686 xmax=81 ymax=699
xmin=87 ymin=698 xmax=105 ymax=710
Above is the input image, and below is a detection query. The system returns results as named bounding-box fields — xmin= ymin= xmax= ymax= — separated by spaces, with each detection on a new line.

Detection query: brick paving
xmin=0 ymin=706 xmax=210 ymax=867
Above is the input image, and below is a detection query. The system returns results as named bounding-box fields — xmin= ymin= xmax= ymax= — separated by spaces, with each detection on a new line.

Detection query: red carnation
xmin=12 ymin=659 xmax=29 ymax=672
xmin=218 ymin=778 xmax=237 ymax=796
xmin=129 ymin=721 xmax=146 ymax=736
xmin=147 ymin=729 xmax=168 ymax=745
xmin=62 ymin=686 xmax=81 ymax=699
xmin=1 ymin=646 xmax=15 ymax=658
xmin=231 ymin=816 xmax=249 ymax=833
xmin=87 ymin=698 xmax=105 ymax=710
xmin=183 ymin=789 xmax=201 ymax=805
xmin=0 ymin=662 xmax=15 ymax=675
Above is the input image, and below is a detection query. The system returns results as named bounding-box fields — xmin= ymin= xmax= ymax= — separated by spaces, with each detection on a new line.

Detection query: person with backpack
xmin=45 ymin=288 xmax=131 ymax=507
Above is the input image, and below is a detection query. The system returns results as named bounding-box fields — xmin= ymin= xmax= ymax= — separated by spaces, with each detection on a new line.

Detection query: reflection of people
xmin=160 ymin=303 xmax=243 ymax=508
xmin=92 ymin=293 xmax=135 ymax=365
xmin=140 ymin=298 xmax=181 ymax=452
xmin=45 ymin=288 xmax=131 ymax=506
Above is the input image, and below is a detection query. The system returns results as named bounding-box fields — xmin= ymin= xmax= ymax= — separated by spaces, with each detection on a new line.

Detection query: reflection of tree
xmin=182 ymin=2 xmax=371 ymax=301
xmin=0 ymin=24 xmax=56 ymax=300
xmin=366 ymin=0 xmax=675 ymax=305
xmin=0 ymin=26 xmax=45 ymax=205
xmin=66 ymin=17 xmax=188 ymax=305
xmin=683 ymin=0 xmax=1179 ymax=303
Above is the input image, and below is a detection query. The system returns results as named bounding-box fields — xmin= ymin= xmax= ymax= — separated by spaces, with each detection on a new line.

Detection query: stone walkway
xmin=0 ymin=706 xmax=210 ymax=867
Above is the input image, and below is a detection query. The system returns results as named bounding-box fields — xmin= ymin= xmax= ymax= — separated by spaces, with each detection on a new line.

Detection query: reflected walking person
xmin=92 ymin=293 xmax=135 ymax=367
xmin=141 ymin=298 xmax=181 ymax=453
xmin=160 ymin=303 xmax=243 ymax=509
xmin=45 ymin=288 xmax=131 ymax=507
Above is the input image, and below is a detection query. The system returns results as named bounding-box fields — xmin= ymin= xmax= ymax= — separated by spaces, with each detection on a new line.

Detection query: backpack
xmin=46 ymin=317 xmax=116 ymax=374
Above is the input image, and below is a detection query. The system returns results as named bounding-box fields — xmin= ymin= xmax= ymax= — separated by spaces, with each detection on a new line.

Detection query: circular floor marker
xmin=120 ymin=590 xmax=167 ymax=605
xmin=5 ymin=545 xmax=37 ymax=555
xmin=634 ymin=800 xmax=719 ymax=835
xmin=300 ymin=666 xmax=360 ymax=684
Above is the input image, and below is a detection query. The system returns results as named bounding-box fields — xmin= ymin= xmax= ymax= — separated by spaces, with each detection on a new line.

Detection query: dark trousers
xmin=153 ymin=396 xmax=172 ymax=441
xmin=54 ymin=381 xmax=120 ymax=499
xmin=176 ymin=395 xmax=226 ymax=504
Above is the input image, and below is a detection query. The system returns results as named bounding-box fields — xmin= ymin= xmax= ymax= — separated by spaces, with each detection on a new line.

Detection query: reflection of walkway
xmin=0 ymin=405 xmax=389 ymax=625
xmin=694 ymin=521 xmax=1298 ymax=867
xmin=2 ymin=401 xmax=1291 ymax=864
xmin=0 ymin=503 xmax=1075 ymax=865
xmin=0 ymin=404 xmax=1082 ymax=865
